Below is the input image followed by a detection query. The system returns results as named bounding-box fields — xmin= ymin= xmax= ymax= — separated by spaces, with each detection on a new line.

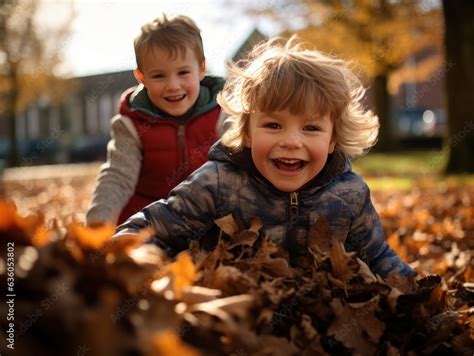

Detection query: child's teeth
xmin=167 ymin=95 xmax=184 ymax=101
xmin=280 ymin=159 xmax=298 ymax=164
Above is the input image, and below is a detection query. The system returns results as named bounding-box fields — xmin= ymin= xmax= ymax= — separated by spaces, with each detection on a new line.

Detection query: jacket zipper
xmin=288 ymin=191 xmax=299 ymax=261
xmin=177 ymin=124 xmax=186 ymax=179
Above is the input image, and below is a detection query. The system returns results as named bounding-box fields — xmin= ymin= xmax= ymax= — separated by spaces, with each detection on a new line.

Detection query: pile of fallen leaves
xmin=2 ymin=166 xmax=96 ymax=228
xmin=374 ymin=185 xmax=473 ymax=281
xmin=1 ymin=201 xmax=473 ymax=355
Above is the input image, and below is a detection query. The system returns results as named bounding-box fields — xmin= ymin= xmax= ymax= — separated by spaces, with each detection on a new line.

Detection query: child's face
xmin=134 ymin=46 xmax=205 ymax=116
xmin=245 ymin=110 xmax=336 ymax=192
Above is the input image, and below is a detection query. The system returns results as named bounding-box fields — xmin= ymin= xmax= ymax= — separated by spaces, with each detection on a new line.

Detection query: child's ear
xmin=134 ymin=68 xmax=145 ymax=84
xmin=329 ymin=140 xmax=336 ymax=154
xmin=199 ymin=60 xmax=206 ymax=81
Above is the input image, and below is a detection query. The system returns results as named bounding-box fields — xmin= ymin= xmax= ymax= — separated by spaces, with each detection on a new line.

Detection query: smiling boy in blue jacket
xmin=115 ymin=36 xmax=416 ymax=278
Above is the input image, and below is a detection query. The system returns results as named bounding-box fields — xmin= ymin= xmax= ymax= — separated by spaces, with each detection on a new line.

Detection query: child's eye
xmin=264 ymin=123 xmax=281 ymax=129
xmin=303 ymin=125 xmax=320 ymax=132
xmin=178 ymin=70 xmax=190 ymax=76
xmin=153 ymin=74 xmax=164 ymax=80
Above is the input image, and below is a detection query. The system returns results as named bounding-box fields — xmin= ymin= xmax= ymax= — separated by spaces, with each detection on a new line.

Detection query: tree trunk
xmin=372 ymin=73 xmax=395 ymax=151
xmin=443 ymin=0 xmax=474 ymax=173
xmin=7 ymin=63 xmax=20 ymax=167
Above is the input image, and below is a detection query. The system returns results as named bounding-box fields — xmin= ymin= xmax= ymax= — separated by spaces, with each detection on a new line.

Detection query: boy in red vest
xmin=86 ymin=14 xmax=225 ymax=225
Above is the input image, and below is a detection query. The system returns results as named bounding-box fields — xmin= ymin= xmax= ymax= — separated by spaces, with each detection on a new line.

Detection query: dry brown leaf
xmin=327 ymin=297 xmax=384 ymax=354
xmin=215 ymin=214 xmax=240 ymax=236
xmin=387 ymin=287 xmax=404 ymax=312
xmin=186 ymin=295 xmax=254 ymax=338
xmin=385 ymin=270 xmax=417 ymax=293
xmin=260 ymin=279 xmax=295 ymax=304
xmin=330 ymin=242 xmax=358 ymax=282
xmin=466 ymin=315 xmax=474 ymax=341
xmin=300 ymin=314 xmax=317 ymax=340
xmin=308 ymin=215 xmax=332 ymax=255
xmin=347 ymin=297 xmax=384 ymax=343
xmin=356 ymin=258 xmax=378 ymax=283
xmin=248 ymin=216 xmax=263 ymax=234
xmin=246 ymin=235 xmax=294 ymax=278
xmin=207 ymin=265 xmax=258 ymax=295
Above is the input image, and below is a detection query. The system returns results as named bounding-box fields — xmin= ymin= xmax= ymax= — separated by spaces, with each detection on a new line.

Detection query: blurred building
xmin=1 ymin=71 xmax=136 ymax=166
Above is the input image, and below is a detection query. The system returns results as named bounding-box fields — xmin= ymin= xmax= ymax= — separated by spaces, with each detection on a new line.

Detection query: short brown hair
xmin=218 ymin=36 xmax=379 ymax=158
xmin=134 ymin=14 xmax=204 ymax=69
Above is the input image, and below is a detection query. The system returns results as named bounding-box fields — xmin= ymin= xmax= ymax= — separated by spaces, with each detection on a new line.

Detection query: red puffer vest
xmin=117 ymin=88 xmax=221 ymax=224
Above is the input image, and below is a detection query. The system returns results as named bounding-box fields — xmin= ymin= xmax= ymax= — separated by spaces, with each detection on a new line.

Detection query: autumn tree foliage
xmin=0 ymin=0 xmax=75 ymax=166
xmin=254 ymin=0 xmax=442 ymax=150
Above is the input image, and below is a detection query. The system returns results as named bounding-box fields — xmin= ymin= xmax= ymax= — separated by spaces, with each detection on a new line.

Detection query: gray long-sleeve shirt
xmin=86 ymin=115 xmax=142 ymax=225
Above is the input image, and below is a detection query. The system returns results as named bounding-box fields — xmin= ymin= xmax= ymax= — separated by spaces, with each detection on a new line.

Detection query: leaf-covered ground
xmin=0 ymin=163 xmax=473 ymax=355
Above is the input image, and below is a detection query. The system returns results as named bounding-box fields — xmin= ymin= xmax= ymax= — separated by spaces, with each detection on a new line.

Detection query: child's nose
xmin=166 ymin=76 xmax=180 ymax=90
xmin=280 ymin=131 xmax=303 ymax=148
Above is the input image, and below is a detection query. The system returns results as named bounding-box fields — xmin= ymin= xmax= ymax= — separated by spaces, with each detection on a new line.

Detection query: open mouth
xmin=271 ymin=158 xmax=307 ymax=171
xmin=165 ymin=94 xmax=186 ymax=102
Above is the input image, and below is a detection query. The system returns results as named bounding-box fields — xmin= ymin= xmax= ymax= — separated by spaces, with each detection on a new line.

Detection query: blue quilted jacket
xmin=116 ymin=141 xmax=416 ymax=277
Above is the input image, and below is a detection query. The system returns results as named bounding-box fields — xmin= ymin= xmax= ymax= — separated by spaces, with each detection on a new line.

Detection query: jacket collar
xmin=119 ymin=76 xmax=224 ymax=122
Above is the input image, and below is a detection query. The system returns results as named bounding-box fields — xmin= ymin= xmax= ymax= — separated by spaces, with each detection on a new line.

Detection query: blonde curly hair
xmin=217 ymin=36 xmax=379 ymax=158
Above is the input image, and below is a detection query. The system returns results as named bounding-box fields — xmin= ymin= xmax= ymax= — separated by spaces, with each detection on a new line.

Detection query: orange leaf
xmin=31 ymin=224 xmax=52 ymax=247
xmin=0 ymin=201 xmax=17 ymax=230
xmin=67 ymin=223 xmax=116 ymax=251
xmin=166 ymin=252 xmax=199 ymax=299
xmin=0 ymin=200 xmax=53 ymax=247
xmin=150 ymin=329 xmax=201 ymax=356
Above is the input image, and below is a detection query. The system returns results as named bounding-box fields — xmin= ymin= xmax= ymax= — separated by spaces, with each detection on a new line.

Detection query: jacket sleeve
xmin=86 ymin=115 xmax=142 ymax=225
xmin=347 ymin=183 xmax=417 ymax=278
xmin=114 ymin=161 xmax=219 ymax=256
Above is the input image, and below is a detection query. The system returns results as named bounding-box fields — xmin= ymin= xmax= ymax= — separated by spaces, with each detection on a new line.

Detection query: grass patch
xmin=364 ymin=176 xmax=415 ymax=191
xmin=352 ymin=150 xmax=474 ymax=191
xmin=352 ymin=150 xmax=446 ymax=177
xmin=363 ymin=175 xmax=474 ymax=192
